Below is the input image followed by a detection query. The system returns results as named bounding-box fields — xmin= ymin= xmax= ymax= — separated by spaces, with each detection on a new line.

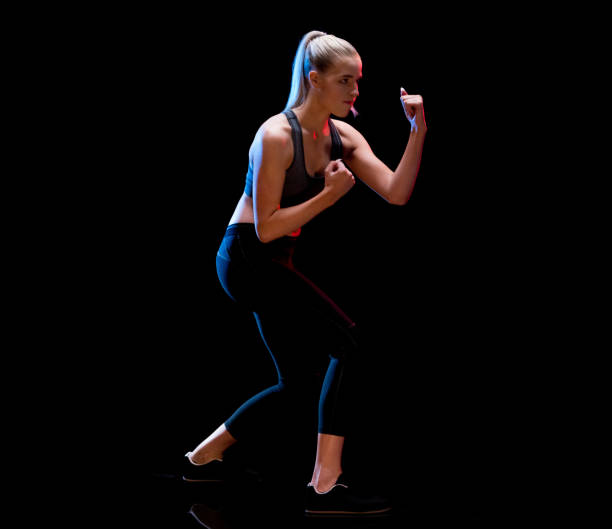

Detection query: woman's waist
xmin=225 ymin=222 xmax=301 ymax=239
xmin=219 ymin=222 xmax=298 ymax=265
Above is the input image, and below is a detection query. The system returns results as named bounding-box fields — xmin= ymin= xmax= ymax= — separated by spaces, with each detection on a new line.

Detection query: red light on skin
xmin=312 ymin=121 xmax=330 ymax=140
xmin=276 ymin=204 xmax=301 ymax=237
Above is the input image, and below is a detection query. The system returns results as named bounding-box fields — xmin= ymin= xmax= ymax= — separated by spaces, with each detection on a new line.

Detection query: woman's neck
xmin=292 ymin=98 xmax=331 ymax=140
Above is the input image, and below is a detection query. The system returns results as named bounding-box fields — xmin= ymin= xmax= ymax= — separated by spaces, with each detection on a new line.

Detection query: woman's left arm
xmin=342 ymin=89 xmax=427 ymax=205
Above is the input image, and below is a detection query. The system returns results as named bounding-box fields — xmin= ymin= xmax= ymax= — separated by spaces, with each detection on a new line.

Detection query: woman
xmin=184 ymin=30 xmax=426 ymax=516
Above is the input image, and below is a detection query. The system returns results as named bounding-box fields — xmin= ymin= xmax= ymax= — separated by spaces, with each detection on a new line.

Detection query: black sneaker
xmin=182 ymin=454 xmax=226 ymax=483
xmin=304 ymin=474 xmax=392 ymax=517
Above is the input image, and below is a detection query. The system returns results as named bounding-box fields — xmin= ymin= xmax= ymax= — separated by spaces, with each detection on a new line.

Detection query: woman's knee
xmin=330 ymin=322 xmax=361 ymax=360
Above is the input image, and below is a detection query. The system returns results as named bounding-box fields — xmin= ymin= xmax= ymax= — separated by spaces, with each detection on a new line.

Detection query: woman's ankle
xmin=310 ymin=468 xmax=342 ymax=493
xmin=186 ymin=424 xmax=237 ymax=465
xmin=185 ymin=450 xmax=223 ymax=466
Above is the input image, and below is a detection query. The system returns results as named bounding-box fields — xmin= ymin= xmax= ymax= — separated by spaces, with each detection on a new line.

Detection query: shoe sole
xmin=304 ymin=506 xmax=392 ymax=517
xmin=182 ymin=476 xmax=223 ymax=483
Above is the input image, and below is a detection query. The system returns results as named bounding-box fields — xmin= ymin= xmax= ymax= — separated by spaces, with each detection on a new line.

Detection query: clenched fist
xmin=324 ymin=159 xmax=355 ymax=203
xmin=400 ymin=87 xmax=426 ymax=132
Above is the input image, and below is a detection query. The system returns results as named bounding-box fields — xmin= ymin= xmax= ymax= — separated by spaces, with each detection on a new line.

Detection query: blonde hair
xmin=284 ymin=31 xmax=358 ymax=111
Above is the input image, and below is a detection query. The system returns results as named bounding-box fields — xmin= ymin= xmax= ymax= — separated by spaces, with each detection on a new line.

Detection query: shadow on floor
xmin=141 ymin=468 xmax=495 ymax=529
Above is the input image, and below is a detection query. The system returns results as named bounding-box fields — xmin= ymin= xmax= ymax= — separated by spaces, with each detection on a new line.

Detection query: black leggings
xmin=215 ymin=223 xmax=360 ymax=438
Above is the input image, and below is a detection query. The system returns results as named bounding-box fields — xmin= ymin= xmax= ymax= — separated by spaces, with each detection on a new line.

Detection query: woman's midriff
xmin=228 ymin=193 xmax=256 ymax=226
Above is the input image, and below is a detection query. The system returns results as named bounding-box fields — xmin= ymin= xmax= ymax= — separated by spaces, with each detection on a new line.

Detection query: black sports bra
xmin=244 ymin=109 xmax=344 ymax=207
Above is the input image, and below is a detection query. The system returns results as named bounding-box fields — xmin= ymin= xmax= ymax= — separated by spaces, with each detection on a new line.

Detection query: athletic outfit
xmin=243 ymin=108 xmax=342 ymax=206
xmin=215 ymin=109 xmax=359 ymax=438
xmin=191 ymin=109 xmax=391 ymax=516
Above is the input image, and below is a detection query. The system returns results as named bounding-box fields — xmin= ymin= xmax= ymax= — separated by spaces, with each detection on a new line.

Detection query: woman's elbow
xmin=387 ymin=193 xmax=410 ymax=206
xmin=255 ymin=221 xmax=276 ymax=243
xmin=255 ymin=224 xmax=271 ymax=243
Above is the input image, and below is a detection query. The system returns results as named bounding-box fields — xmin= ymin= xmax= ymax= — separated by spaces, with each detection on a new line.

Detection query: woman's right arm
xmin=253 ymin=129 xmax=355 ymax=243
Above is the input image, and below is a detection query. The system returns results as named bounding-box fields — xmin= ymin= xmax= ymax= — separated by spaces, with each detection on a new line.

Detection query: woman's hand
xmin=323 ymin=159 xmax=355 ymax=203
xmin=400 ymin=87 xmax=426 ymax=132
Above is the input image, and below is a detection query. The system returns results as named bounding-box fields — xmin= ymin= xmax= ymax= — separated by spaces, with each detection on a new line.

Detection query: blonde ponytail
xmin=284 ymin=31 xmax=358 ymax=111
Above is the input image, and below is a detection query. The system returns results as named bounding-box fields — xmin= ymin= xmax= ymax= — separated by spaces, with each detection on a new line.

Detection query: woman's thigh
xmin=250 ymin=262 xmax=359 ymax=379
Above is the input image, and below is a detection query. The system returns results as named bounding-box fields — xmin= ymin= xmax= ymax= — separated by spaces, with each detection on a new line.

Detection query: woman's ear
xmin=308 ymin=70 xmax=320 ymax=89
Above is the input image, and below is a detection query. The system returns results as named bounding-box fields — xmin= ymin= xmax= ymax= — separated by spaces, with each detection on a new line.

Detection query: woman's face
xmin=312 ymin=54 xmax=362 ymax=117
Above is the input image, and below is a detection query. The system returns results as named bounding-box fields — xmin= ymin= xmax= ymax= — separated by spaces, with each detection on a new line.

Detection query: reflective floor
xmin=142 ymin=468 xmax=494 ymax=528
xmin=136 ymin=409 xmax=521 ymax=527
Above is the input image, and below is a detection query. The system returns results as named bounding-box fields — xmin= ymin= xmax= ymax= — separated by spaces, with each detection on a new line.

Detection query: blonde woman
xmin=184 ymin=30 xmax=426 ymax=516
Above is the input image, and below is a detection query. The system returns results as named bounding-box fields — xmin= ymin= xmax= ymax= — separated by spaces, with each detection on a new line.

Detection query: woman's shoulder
xmin=256 ymin=112 xmax=292 ymax=136
xmin=250 ymin=113 xmax=293 ymax=145
xmin=330 ymin=118 xmax=359 ymax=137
xmin=248 ymin=113 xmax=293 ymax=159
xmin=330 ymin=118 xmax=363 ymax=152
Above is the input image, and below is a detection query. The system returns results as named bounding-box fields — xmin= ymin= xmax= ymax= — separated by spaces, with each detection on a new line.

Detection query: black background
xmin=95 ymin=7 xmax=547 ymax=523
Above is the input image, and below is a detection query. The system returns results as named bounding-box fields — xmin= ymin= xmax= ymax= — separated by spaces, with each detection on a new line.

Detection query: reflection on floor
xmin=144 ymin=467 xmax=491 ymax=528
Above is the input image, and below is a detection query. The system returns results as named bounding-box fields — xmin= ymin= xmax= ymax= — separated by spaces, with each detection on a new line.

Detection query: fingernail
xmin=400 ymin=87 xmax=406 ymax=94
